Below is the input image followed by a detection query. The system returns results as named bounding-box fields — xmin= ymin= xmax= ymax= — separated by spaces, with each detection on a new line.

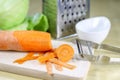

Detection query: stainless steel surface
xmin=79 ymin=40 xmax=120 ymax=53
xmin=43 ymin=0 xmax=90 ymax=38
xmin=57 ymin=34 xmax=120 ymax=53
xmin=75 ymin=39 xmax=120 ymax=63
xmin=75 ymin=38 xmax=95 ymax=61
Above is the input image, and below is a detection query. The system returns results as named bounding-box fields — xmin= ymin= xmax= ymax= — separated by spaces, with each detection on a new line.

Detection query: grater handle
xmin=57 ymin=33 xmax=78 ymax=41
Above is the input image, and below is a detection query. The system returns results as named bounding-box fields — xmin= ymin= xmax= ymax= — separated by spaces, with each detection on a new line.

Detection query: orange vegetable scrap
xmin=46 ymin=61 xmax=53 ymax=75
xmin=54 ymin=63 xmax=63 ymax=71
xmin=49 ymin=58 xmax=76 ymax=70
xmin=14 ymin=44 xmax=76 ymax=75
xmin=37 ymin=52 xmax=56 ymax=63
xmin=55 ymin=44 xmax=74 ymax=62
xmin=14 ymin=52 xmax=39 ymax=64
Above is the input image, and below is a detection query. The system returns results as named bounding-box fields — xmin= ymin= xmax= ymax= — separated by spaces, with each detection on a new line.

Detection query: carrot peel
xmin=37 ymin=52 xmax=56 ymax=63
xmin=14 ymin=52 xmax=38 ymax=64
xmin=46 ymin=62 xmax=53 ymax=76
xmin=55 ymin=44 xmax=74 ymax=62
xmin=49 ymin=58 xmax=76 ymax=70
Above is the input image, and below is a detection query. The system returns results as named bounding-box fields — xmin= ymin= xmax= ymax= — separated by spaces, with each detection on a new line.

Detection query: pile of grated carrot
xmin=14 ymin=44 xmax=76 ymax=75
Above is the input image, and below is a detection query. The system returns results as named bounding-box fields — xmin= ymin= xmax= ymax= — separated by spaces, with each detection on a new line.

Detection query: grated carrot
xmin=37 ymin=52 xmax=56 ymax=63
xmin=46 ymin=61 xmax=53 ymax=75
xmin=14 ymin=52 xmax=38 ymax=64
xmin=54 ymin=64 xmax=63 ymax=71
xmin=49 ymin=58 xmax=76 ymax=70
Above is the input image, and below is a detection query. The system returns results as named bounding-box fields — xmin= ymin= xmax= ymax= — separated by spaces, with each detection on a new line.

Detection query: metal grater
xmin=43 ymin=0 xmax=90 ymax=38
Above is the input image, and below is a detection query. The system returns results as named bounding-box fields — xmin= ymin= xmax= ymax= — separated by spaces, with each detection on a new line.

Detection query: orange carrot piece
xmin=38 ymin=52 xmax=56 ymax=63
xmin=0 ymin=31 xmax=22 ymax=50
xmin=0 ymin=31 xmax=52 ymax=51
xmin=14 ymin=52 xmax=38 ymax=64
xmin=54 ymin=64 xmax=63 ymax=71
xmin=46 ymin=62 xmax=53 ymax=75
xmin=55 ymin=44 xmax=74 ymax=62
xmin=38 ymin=52 xmax=44 ymax=57
xmin=13 ymin=31 xmax=52 ymax=51
xmin=49 ymin=58 xmax=76 ymax=70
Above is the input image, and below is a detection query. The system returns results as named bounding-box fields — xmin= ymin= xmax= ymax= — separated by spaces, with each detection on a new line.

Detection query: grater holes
xmin=74 ymin=19 xmax=77 ymax=22
xmin=67 ymin=0 xmax=69 ymax=2
xmin=82 ymin=17 xmax=85 ymax=20
xmin=69 ymin=6 xmax=72 ymax=9
xmin=62 ymin=0 xmax=64 ymax=2
xmin=61 ymin=28 xmax=64 ymax=32
xmin=83 ymin=4 xmax=86 ymax=7
xmin=78 ymin=18 xmax=81 ymax=21
xmin=81 ymin=11 xmax=83 ymax=14
xmin=78 ymin=4 xmax=81 ymax=7
xmin=76 ymin=12 xmax=79 ymax=15
xmin=64 ymin=21 xmax=67 ymax=24
xmin=64 ymin=6 xmax=67 ymax=9
xmin=71 ymin=13 xmax=74 ymax=16
xmin=67 ymin=13 xmax=69 ymax=16
xmin=69 ymin=20 xmax=72 ymax=23
xmin=61 ymin=14 xmax=64 ymax=18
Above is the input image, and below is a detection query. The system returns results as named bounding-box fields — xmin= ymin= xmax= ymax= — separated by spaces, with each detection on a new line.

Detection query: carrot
xmin=38 ymin=52 xmax=45 ymax=57
xmin=0 ymin=31 xmax=52 ymax=51
xmin=46 ymin=62 xmax=53 ymax=75
xmin=14 ymin=52 xmax=45 ymax=64
xmin=49 ymin=58 xmax=76 ymax=70
xmin=37 ymin=52 xmax=56 ymax=63
xmin=14 ymin=52 xmax=38 ymax=64
xmin=54 ymin=64 xmax=63 ymax=71
xmin=55 ymin=44 xmax=74 ymax=62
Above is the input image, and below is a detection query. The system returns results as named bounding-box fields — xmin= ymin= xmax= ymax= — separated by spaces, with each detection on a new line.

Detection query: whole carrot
xmin=0 ymin=31 xmax=52 ymax=51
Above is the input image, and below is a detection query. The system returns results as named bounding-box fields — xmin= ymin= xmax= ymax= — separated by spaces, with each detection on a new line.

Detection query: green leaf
xmin=27 ymin=13 xmax=49 ymax=32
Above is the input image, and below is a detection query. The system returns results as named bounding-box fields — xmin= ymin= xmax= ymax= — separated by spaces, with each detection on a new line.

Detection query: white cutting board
xmin=0 ymin=40 xmax=91 ymax=80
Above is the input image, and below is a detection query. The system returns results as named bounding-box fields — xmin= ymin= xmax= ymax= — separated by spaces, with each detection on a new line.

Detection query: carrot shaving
xmin=13 ymin=42 xmax=75 ymax=75
xmin=46 ymin=61 xmax=53 ymax=75
xmin=37 ymin=52 xmax=56 ymax=63
xmin=14 ymin=52 xmax=38 ymax=64
xmin=49 ymin=58 xmax=76 ymax=70
xmin=55 ymin=44 xmax=74 ymax=62
xmin=54 ymin=64 xmax=63 ymax=71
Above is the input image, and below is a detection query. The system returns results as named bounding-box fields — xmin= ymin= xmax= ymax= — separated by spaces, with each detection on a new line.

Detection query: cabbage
xmin=0 ymin=0 xmax=29 ymax=30
xmin=8 ymin=13 xmax=49 ymax=32
xmin=8 ymin=19 xmax=29 ymax=31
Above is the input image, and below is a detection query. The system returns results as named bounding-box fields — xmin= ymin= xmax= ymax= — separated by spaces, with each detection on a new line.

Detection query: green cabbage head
xmin=0 ymin=0 xmax=29 ymax=30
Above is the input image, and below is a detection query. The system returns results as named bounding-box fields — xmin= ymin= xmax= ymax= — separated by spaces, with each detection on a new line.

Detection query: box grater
xmin=42 ymin=0 xmax=90 ymax=38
